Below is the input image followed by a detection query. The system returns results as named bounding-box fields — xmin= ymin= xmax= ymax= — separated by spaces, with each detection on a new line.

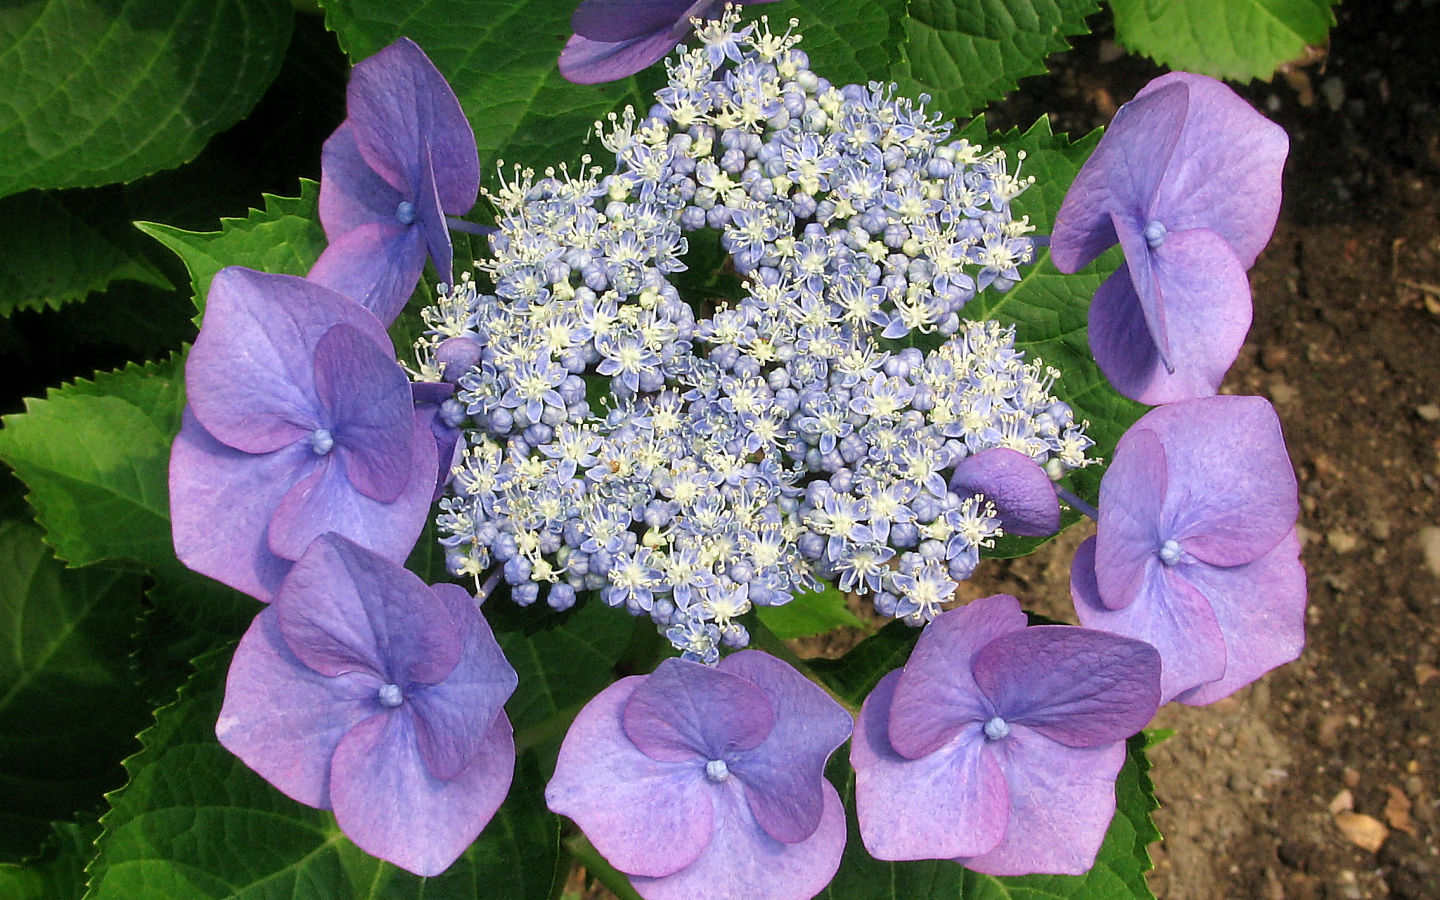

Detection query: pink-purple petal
xmin=169 ymin=409 xmax=311 ymax=602
xmin=1088 ymin=265 xmax=1164 ymax=404
xmin=1173 ymin=529 xmax=1306 ymax=706
xmin=1112 ymin=210 xmax=1174 ymax=369
xmin=265 ymin=413 xmax=436 ymax=565
xmin=853 ymin=671 xmax=1009 ymax=861
xmin=313 ymin=324 xmax=416 ymax=504
xmin=559 ymin=30 xmax=682 ymax=84
xmin=958 ymin=731 xmax=1126 ymax=876
xmin=628 ymin=777 xmax=846 ymax=900
xmin=571 ymin=0 xmax=699 ymax=43
xmin=187 ymin=268 xmax=384 ymax=454
xmin=1050 ymin=80 xmax=1188 ymax=274
xmin=547 ymin=677 xmax=716 ymax=879
xmin=406 ymin=583 xmax=518 ymax=780
xmin=216 ymin=606 xmax=379 ymax=809
xmin=622 ymin=657 xmax=774 ymax=762
xmin=1094 ymin=427 xmax=1169 ymax=611
xmin=1140 ymin=396 xmax=1298 ymax=567
xmin=949 ymin=447 xmax=1059 ymax=537
xmin=719 ymin=651 xmax=852 ymax=845
xmin=275 ymin=534 xmax=460 ymax=685
xmin=307 ymin=219 xmax=428 ymax=326
xmin=1073 ymin=537 xmax=1229 ymax=703
xmin=1138 ymin=72 xmax=1289 ymax=268
xmin=1134 ymin=227 xmax=1254 ymax=404
xmin=329 ymin=706 xmax=514 ymax=877
xmin=318 ymin=124 xmax=404 ymax=236
xmin=971 ymin=626 xmax=1160 ymax=748
xmin=887 ymin=593 xmax=1026 ymax=759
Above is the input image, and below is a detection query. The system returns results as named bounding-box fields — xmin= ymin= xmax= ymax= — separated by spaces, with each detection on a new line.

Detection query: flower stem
xmin=1055 ymin=486 xmax=1099 ymax=521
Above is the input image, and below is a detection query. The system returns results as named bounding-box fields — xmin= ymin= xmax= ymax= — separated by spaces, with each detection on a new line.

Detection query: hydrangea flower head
xmin=170 ymin=266 xmax=436 ymax=601
xmin=216 ymin=533 xmax=518 ymax=876
xmin=1071 ymin=394 xmax=1305 ymax=705
xmin=559 ymin=0 xmax=777 ymax=84
xmin=1051 ymin=72 xmax=1288 ymax=404
xmin=545 ymin=651 xmax=852 ymax=899
xmin=851 ymin=593 xmax=1160 ymax=875
xmin=309 ymin=37 xmax=480 ymax=325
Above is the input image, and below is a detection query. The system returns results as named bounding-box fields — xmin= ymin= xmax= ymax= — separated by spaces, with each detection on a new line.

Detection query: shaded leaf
xmin=0 ymin=0 xmax=293 ymax=198
xmin=0 ymin=819 xmax=100 ymax=900
xmin=0 ymin=192 xmax=170 ymax=317
xmin=0 ymin=521 xmax=146 ymax=861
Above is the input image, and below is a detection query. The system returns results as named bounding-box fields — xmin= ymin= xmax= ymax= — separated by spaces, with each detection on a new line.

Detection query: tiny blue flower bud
xmin=378 ymin=683 xmax=404 ymax=708
xmin=705 ymin=759 xmax=730 ymax=783
xmin=1143 ymin=219 xmax=1167 ymax=249
xmin=395 ymin=201 xmax=417 ymax=226
xmin=310 ymin=428 xmax=334 ymax=455
xmin=1159 ymin=539 xmax=1183 ymax=566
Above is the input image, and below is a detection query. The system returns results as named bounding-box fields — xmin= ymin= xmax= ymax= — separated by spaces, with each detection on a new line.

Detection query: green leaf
xmin=0 ymin=819 xmax=101 ymax=900
xmin=766 ymin=0 xmax=910 ymax=88
xmin=319 ymin=0 xmax=655 ymax=173
xmin=135 ymin=180 xmax=327 ymax=318
xmin=756 ymin=583 xmax=865 ymax=641
xmin=1109 ymin=0 xmax=1339 ymax=82
xmin=0 ymin=192 xmax=170 ymax=317
xmin=0 ymin=520 xmax=147 ymax=862
xmin=892 ymin=0 xmax=1103 ymax=120
xmin=0 ymin=0 xmax=294 ymax=198
xmin=809 ymin=620 xmax=922 ymax=706
xmin=963 ymin=116 xmax=1147 ymax=506
xmin=0 ymin=354 xmax=186 ymax=570
xmin=86 ymin=648 xmax=563 ymax=900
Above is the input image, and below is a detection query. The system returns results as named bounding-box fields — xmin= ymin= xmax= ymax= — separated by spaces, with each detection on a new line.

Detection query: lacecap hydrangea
xmin=412 ymin=11 xmax=1094 ymax=660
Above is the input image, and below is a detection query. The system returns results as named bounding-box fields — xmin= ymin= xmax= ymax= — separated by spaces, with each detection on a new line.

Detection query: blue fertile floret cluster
xmin=414 ymin=13 xmax=1093 ymax=660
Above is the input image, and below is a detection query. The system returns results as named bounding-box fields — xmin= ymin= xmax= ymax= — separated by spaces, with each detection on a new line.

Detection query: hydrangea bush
xmin=0 ymin=2 xmax=1317 ymax=898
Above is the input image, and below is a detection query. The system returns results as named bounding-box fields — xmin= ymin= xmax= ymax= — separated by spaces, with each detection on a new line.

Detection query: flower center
xmin=704 ymin=759 xmax=730 ymax=783
xmin=983 ymin=716 xmax=1011 ymax=741
xmin=395 ymin=200 xmax=417 ymax=225
xmin=309 ymin=428 xmax=334 ymax=455
xmin=1158 ymin=538 xmax=1183 ymax=566
xmin=378 ymin=683 xmax=404 ymax=708
xmin=1143 ymin=219 xmax=1167 ymax=250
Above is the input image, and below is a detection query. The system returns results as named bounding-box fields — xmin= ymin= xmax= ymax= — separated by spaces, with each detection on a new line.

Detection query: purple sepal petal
xmin=313 ymin=323 xmax=416 ymax=504
xmin=571 ymin=0 xmax=697 ymax=42
xmin=1073 ymin=536 xmax=1228 ymax=703
xmin=186 ymin=268 xmax=390 ymax=453
xmin=852 ymin=671 xmax=1009 ymax=860
xmin=622 ymin=657 xmax=774 ymax=762
xmin=275 ymin=534 xmax=460 ymax=685
xmin=949 ymin=447 xmax=1060 ymax=537
xmin=344 ymin=38 xmax=479 ymax=213
xmin=266 ymin=413 xmax=436 ymax=564
xmin=216 ymin=606 xmax=378 ymax=808
xmin=412 ymin=381 xmax=463 ymax=501
xmin=1106 ymin=227 xmax=1253 ymax=405
xmin=307 ymin=220 xmax=428 ymax=326
xmin=416 ymin=149 xmax=456 ymax=287
xmin=329 ymin=706 xmax=514 ymax=877
xmin=1111 ymin=211 xmax=1174 ymax=368
xmin=407 ymin=584 xmax=519 ymax=780
xmin=629 ymin=779 xmax=847 ymax=900
xmin=719 ymin=651 xmax=852 ymax=844
xmin=887 ymin=594 xmax=1027 ymax=759
xmin=1173 ymin=529 xmax=1306 ymax=706
xmin=1137 ymin=72 xmax=1289 ymax=268
xmin=318 ymin=124 xmax=403 ymax=236
xmin=1093 ymin=427 xmax=1168 ymax=611
xmin=170 ymin=408 xmax=307 ymax=602
xmin=1139 ymin=396 xmax=1298 ymax=567
xmin=546 ymin=677 xmax=715 ymax=878
xmin=972 ymin=626 xmax=1160 ymax=748
xmin=559 ymin=30 xmax=682 ymax=84
xmin=1050 ymin=81 xmax=1188 ymax=274
xmin=956 ymin=734 xmax=1126 ymax=876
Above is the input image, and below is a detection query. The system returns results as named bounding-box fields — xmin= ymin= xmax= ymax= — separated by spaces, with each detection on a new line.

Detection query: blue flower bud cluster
xmin=413 ymin=11 xmax=1094 ymax=661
